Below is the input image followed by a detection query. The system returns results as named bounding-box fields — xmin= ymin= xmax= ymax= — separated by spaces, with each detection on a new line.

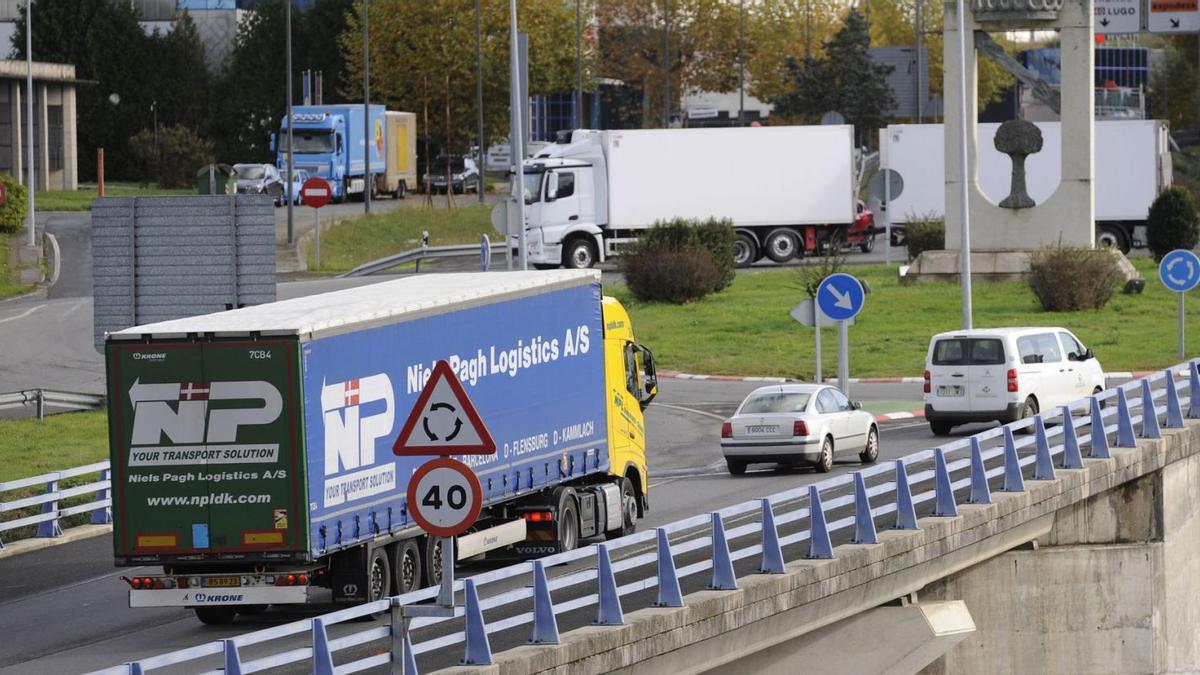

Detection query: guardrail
xmin=0 ymin=389 xmax=105 ymax=420
xmin=342 ymin=239 xmax=508 ymax=278
xmin=92 ymin=362 xmax=1199 ymax=675
xmin=0 ymin=461 xmax=112 ymax=548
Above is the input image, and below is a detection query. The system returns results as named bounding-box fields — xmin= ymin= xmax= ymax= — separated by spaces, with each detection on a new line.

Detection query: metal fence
xmin=86 ymin=362 xmax=1199 ymax=675
xmin=0 ymin=389 xmax=104 ymax=420
xmin=342 ymin=240 xmax=508 ymax=278
xmin=0 ymin=461 xmax=111 ymax=548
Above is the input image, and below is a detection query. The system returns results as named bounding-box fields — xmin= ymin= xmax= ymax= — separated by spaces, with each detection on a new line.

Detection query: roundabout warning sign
xmin=393 ymin=360 xmax=496 ymax=456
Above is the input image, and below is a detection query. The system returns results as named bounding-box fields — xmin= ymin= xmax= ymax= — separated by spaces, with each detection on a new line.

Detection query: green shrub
xmin=0 ymin=174 xmax=27 ymax=234
xmin=622 ymin=217 xmax=735 ymax=303
xmin=623 ymin=248 xmax=723 ymax=303
xmin=1028 ymin=245 xmax=1124 ymax=311
xmin=1146 ymin=186 xmax=1199 ymax=261
xmin=130 ymin=125 xmax=215 ymax=189
xmin=905 ymin=214 xmax=944 ymax=261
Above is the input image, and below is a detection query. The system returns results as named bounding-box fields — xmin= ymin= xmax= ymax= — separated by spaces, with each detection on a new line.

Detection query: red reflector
xmin=177 ymin=576 xmax=189 ymax=589
xmin=1007 ymin=369 xmax=1019 ymax=393
xmin=298 ymin=574 xmax=308 ymax=585
xmin=924 ymin=370 xmax=932 ymax=394
xmin=793 ymin=420 xmax=809 ymax=436
xmin=130 ymin=577 xmax=141 ymax=589
xmin=721 ymin=422 xmax=732 ymax=438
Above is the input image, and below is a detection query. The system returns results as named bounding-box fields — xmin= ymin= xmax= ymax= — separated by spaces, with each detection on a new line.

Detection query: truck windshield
xmin=522 ymin=172 xmax=543 ymax=204
xmin=284 ymin=130 xmax=335 ymax=153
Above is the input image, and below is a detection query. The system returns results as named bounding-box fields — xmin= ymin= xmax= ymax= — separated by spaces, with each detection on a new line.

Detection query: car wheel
xmin=859 ymin=233 xmax=876 ymax=254
xmin=563 ymin=237 xmax=597 ymax=269
xmin=815 ymin=436 xmax=834 ymax=473
xmin=1016 ymin=396 xmax=1039 ymax=435
xmin=194 ymin=606 xmax=237 ymax=625
xmin=726 ymin=459 xmax=747 ymax=475
xmin=859 ymin=426 xmax=879 ymax=463
xmin=764 ymin=228 xmax=800 ymax=263
xmin=733 ymin=232 xmax=758 ymax=268
xmin=930 ymin=421 xmax=954 ymax=436
xmin=391 ymin=539 xmax=422 ymax=594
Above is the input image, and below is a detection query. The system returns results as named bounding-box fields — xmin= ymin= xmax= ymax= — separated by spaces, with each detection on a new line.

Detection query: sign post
xmin=790 ymin=298 xmax=857 ymax=382
xmin=816 ymin=273 xmax=866 ymax=391
xmin=1159 ymin=249 xmax=1200 ymax=358
xmin=301 ymin=177 xmax=333 ymax=269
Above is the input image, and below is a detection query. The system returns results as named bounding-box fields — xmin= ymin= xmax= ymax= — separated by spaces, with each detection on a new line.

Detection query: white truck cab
xmin=512 ymin=133 xmax=608 ymax=268
xmin=923 ymin=327 xmax=1106 ymax=436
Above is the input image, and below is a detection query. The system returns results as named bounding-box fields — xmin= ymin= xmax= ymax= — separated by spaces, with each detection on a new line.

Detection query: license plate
xmin=204 ymin=576 xmax=241 ymax=588
xmin=746 ymin=424 xmax=780 ymax=434
xmin=938 ymin=385 xmax=964 ymax=397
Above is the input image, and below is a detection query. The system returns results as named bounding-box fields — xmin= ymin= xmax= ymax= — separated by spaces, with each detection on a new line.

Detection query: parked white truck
xmin=509 ymin=126 xmax=867 ymax=268
xmin=880 ymin=120 xmax=1173 ymax=253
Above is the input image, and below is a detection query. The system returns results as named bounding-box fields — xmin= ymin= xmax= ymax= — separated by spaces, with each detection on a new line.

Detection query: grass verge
xmin=37 ymin=182 xmax=196 ymax=212
xmin=608 ymin=259 xmax=1194 ymax=379
xmin=0 ymin=233 xmax=32 ymax=300
xmin=307 ymin=203 xmax=495 ymax=272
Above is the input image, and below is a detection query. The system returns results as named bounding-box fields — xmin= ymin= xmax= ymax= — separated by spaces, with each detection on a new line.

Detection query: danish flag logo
xmin=344 ymin=379 xmax=360 ymax=407
xmin=179 ymin=382 xmax=210 ymax=401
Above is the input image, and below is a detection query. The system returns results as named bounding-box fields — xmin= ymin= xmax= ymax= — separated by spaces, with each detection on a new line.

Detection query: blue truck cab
xmin=276 ymin=104 xmax=386 ymax=202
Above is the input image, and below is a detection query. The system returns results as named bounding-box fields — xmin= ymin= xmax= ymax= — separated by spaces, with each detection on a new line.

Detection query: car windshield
xmin=235 ymin=165 xmax=265 ymax=180
xmin=430 ymin=157 xmax=466 ymax=174
xmin=286 ymin=130 xmax=335 ymax=153
xmin=739 ymin=392 xmax=811 ymax=414
xmin=522 ymin=171 xmax=543 ymax=203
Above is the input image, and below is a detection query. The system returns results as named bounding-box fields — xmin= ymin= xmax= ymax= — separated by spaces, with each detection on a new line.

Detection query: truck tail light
xmin=522 ymin=511 xmax=553 ymax=523
xmin=721 ymin=422 xmax=732 ymax=438
xmin=924 ymin=370 xmax=931 ymax=394
xmin=1008 ymin=369 xmax=1019 ymax=393
xmin=793 ymin=420 xmax=809 ymax=436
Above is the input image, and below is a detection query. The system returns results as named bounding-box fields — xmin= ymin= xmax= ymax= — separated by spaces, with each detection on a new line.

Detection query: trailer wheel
xmin=422 ymin=536 xmax=444 ymax=587
xmin=764 ymin=228 xmax=801 ymax=263
xmin=391 ymin=539 xmax=422 ymax=595
xmin=1097 ymin=224 xmax=1130 ymax=254
xmin=366 ymin=546 xmax=391 ymax=604
xmin=396 ymin=181 xmax=407 ymax=199
xmin=733 ymin=232 xmax=758 ymax=268
xmin=194 ymin=606 xmax=237 ymax=625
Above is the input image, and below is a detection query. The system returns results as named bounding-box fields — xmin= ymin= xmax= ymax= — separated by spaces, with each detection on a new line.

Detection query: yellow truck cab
xmin=602 ymin=296 xmax=657 ymax=522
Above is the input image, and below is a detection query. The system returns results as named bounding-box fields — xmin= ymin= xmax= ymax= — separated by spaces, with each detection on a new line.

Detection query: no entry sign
xmin=301 ymin=176 xmax=332 ymax=209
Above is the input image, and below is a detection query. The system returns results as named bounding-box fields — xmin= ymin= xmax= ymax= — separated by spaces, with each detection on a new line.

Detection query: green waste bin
xmin=196 ymin=164 xmax=236 ymax=195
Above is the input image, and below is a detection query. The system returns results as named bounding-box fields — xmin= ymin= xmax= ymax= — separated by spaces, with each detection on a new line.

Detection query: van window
xmin=1059 ymin=332 xmax=1085 ymax=360
xmin=932 ymin=338 xmax=1005 ymax=366
xmin=1017 ymin=333 xmax=1062 ymax=364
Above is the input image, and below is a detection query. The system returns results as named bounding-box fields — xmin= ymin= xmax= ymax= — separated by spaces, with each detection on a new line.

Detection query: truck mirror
xmin=269 ymin=133 xmax=276 ymax=152
xmin=546 ymin=172 xmax=559 ymax=201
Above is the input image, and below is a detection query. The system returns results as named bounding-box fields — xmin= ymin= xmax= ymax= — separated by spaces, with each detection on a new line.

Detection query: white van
xmin=923 ymin=327 xmax=1106 ymax=436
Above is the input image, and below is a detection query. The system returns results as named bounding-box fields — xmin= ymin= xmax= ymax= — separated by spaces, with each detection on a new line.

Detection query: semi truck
xmin=879 ymin=120 xmax=1173 ymax=253
xmin=510 ymin=126 xmax=873 ymax=269
xmin=275 ymin=105 xmax=417 ymax=201
xmin=105 ymin=270 xmax=657 ymax=624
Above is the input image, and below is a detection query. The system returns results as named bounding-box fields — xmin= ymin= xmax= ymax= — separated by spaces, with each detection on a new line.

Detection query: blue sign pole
xmin=1159 ymin=249 xmax=1200 ymax=359
xmin=817 ymin=273 xmax=866 ymax=392
xmin=481 ymin=234 xmax=492 ymax=272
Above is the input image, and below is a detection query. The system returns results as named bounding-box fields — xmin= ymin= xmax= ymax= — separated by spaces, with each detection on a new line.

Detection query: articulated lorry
xmin=275 ymin=105 xmax=417 ymax=201
xmin=105 ymin=271 xmax=657 ymax=624
xmin=880 ymin=120 xmax=1172 ymax=253
xmin=512 ymin=126 xmax=872 ymax=269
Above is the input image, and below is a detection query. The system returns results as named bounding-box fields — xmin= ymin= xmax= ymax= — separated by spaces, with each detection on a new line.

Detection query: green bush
xmin=0 ymin=174 xmax=27 ymax=234
xmin=622 ymin=218 xmax=735 ymax=303
xmin=130 ymin=125 xmax=215 ymax=189
xmin=1146 ymin=186 xmax=1199 ymax=261
xmin=905 ymin=214 xmax=944 ymax=261
xmin=1028 ymin=245 xmax=1124 ymax=311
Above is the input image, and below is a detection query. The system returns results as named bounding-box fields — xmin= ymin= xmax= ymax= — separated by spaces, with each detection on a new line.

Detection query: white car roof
xmin=745 ymin=383 xmax=827 ymax=396
xmin=930 ymin=327 xmax=1070 ymax=341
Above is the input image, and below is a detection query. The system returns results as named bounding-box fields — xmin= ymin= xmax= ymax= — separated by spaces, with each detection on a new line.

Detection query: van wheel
xmin=563 ymin=237 xmax=597 ymax=269
xmin=930 ymin=421 xmax=954 ymax=436
xmin=194 ymin=606 xmax=237 ymax=625
xmin=1017 ymin=396 xmax=1039 ymax=435
xmin=859 ymin=426 xmax=879 ymax=463
xmin=733 ymin=232 xmax=758 ymax=268
xmin=764 ymin=228 xmax=800 ymax=263
xmin=1092 ymin=387 xmax=1106 ymax=409
xmin=815 ymin=436 xmax=834 ymax=473
xmin=392 ymin=539 xmax=422 ymax=595
xmin=726 ymin=459 xmax=747 ymax=475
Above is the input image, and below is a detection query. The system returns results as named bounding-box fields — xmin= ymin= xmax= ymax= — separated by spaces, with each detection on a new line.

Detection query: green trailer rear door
xmin=107 ymin=339 xmax=307 ymax=561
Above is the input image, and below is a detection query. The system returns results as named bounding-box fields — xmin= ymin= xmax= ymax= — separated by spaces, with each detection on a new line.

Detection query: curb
xmin=0 ymin=524 xmax=111 ymax=560
xmin=660 ymin=370 xmax=1178 ymax=385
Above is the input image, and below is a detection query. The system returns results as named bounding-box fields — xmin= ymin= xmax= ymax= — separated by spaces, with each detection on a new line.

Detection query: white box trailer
xmin=518 ymin=125 xmax=865 ymax=268
xmin=880 ymin=120 xmax=1172 ymax=252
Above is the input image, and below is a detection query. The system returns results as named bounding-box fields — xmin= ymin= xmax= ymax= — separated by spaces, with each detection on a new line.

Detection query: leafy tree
xmin=1148 ymin=35 xmax=1198 ymax=131
xmin=130 ymin=125 xmax=215 ymax=189
xmin=770 ymin=9 xmax=894 ymax=145
xmin=1146 ymin=186 xmax=1200 ymax=260
xmin=746 ymin=0 xmax=853 ymax=104
xmin=341 ymin=0 xmax=590 ymax=158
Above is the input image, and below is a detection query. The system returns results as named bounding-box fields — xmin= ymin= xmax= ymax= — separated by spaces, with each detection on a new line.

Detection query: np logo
xmin=126 ymin=380 xmax=283 ymax=467
xmin=321 ymin=374 xmax=394 ymax=476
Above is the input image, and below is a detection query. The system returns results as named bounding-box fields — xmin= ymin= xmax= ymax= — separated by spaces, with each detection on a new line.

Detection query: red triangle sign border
xmin=393 ymin=359 xmax=497 ymax=456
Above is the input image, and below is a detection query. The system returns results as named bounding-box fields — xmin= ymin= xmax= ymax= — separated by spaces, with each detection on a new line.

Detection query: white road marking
xmin=652 ymin=402 xmax=726 ymax=421
xmin=60 ymin=300 xmax=85 ymax=318
xmin=0 ymin=304 xmax=43 ymax=324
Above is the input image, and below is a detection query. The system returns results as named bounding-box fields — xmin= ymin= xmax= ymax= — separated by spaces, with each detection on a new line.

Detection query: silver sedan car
xmin=720 ymin=384 xmax=879 ymax=475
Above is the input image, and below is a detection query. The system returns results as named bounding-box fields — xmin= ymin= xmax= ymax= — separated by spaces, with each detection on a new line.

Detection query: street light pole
xmin=363 ymin=0 xmax=371 ymax=214
xmin=662 ymin=0 xmax=670 ymax=128
xmin=955 ymin=0 xmax=973 ymax=329
xmin=575 ymin=0 xmax=582 ymax=130
xmin=285 ymin=0 xmax=294 ymax=244
xmin=25 ymin=0 xmax=34 ymax=248
xmin=509 ymin=0 xmax=527 ymax=270
xmin=476 ymin=0 xmax=485 ymax=204
xmin=738 ymin=0 xmax=745 ymax=126
xmin=151 ymin=100 xmax=158 ymax=185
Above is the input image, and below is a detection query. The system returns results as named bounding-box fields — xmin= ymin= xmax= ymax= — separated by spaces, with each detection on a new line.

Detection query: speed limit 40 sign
xmin=407 ymin=457 xmax=483 ymax=537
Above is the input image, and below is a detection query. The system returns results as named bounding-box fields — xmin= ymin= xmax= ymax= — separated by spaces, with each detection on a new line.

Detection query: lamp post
xmin=476 ymin=0 xmax=485 ymax=204
xmin=363 ymin=0 xmax=371 ymax=214
xmin=738 ymin=0 xmax=745 ymax=126
xmin=285 ymin=0 xmax=294 ymax=244
xmin=150 ymin=100 xmax=158 ymax=185
xmin=25 ymin=0 xmax=34 ymax=248
xmin=955 ymin=0 xmax=973 ymax=328
xmin=662 ymin=0 xmax=670 ymax=128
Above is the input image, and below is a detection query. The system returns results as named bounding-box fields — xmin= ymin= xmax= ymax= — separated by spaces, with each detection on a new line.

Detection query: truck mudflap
xmin=130 ymin=585 xmax=310 ymax=608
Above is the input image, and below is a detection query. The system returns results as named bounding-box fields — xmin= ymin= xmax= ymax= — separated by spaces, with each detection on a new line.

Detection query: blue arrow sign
xmin=1159 ymin=249 xmax=1200 ymax=293
xmin=817 ymin=273 xmax=865 ymax=321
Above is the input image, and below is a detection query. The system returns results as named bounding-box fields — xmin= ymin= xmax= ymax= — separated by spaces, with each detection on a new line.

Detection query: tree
xmin=340 ymin=0 xmax=590 ymax=159
xmin=770 ymin=9 xmax=894 ymax=145
xmin=1148 ymin=35 xmax=1198 ymax=131
xmin=746 ymin=0 xmax=855 ymax=104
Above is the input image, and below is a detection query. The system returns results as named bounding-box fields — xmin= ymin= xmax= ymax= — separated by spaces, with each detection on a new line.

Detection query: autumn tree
xmin=341 ymin=0 xmax=592 ymax=157
xmin=745 ymin=0 xmax=855 ymax=103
